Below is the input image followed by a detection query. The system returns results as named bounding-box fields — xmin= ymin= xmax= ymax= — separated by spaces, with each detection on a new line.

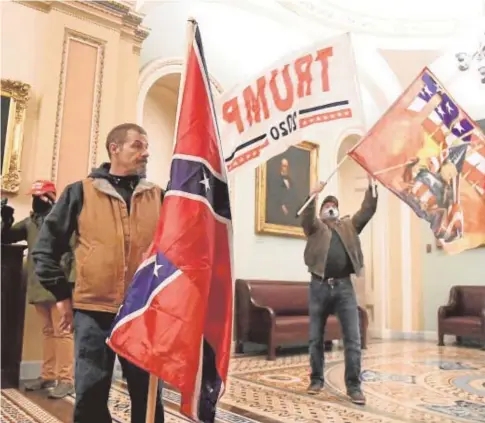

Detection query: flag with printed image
xmin=107 ymin=20 xmax=233 ymax=422
xmin=349 ymin=68 xmax=485 ymax=254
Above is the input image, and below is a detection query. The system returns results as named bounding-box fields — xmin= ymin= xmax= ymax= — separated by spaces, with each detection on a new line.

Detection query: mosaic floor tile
xmin=228 ymin=340 xmax=485 ymax=422
xmin=3 ymin=340 xmax=484 ymax=422
xmin=1 ymin=389 xmax=63 ymax=423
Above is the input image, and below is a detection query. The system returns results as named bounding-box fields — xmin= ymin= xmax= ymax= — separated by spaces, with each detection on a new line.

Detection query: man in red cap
xmin=1 ymin=180 xmax=74 ymax=398
xmin=302 ymin=177 xmax=377 ymax=405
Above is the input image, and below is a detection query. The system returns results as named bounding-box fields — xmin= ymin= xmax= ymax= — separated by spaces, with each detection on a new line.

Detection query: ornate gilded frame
xmin=1 ymin=79 xmax=30 ymax=193
xmin=255 ymin=141 xmax=319 ymax=238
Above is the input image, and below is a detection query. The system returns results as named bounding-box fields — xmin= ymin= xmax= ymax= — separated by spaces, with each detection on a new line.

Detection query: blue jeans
xmin=73 ymin=310 xmax=164 ymax=423
xmin=308 ymin=275 xmax=361 ymax=393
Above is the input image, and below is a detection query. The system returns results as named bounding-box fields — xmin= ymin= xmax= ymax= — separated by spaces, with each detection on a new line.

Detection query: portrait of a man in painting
xmin=256 ymin=141 xmax=319 ymax=238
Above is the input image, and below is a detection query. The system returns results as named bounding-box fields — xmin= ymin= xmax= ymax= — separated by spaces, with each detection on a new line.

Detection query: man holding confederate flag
xmin=301 ymin=176 xmax=377 ymax=405
xmin=32 ymin=123 xmax=165 ymax=423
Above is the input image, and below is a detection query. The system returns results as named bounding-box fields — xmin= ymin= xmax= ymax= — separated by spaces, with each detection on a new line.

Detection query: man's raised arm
xmin=301 ymin=182 xmax=325 ymax=236
xmin=351 ymin=182 xmax=378 ymax=234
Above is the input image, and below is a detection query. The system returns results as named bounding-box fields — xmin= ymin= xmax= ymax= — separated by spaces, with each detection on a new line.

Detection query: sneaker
xmin=348 ymin=390 xmax=366 ymax=405
xmin=48 ymin=381 xmax=74 ymax=399
xmin=307 ymin=381 xmax=323 ymax=395
xmin=24 ymin=378 xmax=56 ymax=391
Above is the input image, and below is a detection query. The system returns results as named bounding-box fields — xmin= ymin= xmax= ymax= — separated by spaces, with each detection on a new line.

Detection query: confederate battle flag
xmin=107 ymin=20 xmax=233 ymax=422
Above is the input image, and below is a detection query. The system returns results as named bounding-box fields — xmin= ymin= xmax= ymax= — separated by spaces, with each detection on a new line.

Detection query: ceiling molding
xmin=277 ymin=0 xmax=479 ymax=38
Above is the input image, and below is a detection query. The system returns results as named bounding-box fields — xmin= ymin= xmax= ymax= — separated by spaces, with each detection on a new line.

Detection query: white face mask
xmin=321 ymin=206 xmax=339 ymax=220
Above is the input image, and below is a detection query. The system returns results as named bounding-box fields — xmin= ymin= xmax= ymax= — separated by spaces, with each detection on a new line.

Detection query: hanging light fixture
xmin=456 ymin=32 xmax=485 ymax=83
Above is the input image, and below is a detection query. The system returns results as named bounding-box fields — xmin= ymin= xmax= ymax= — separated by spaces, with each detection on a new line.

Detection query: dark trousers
xmin=73 ymin=310 xmax=164 ymax=423
xmin=309 ymin=275 xmax=361 ymax=393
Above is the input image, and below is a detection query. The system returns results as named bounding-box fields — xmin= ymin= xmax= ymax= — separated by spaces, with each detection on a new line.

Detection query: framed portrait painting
xmin=1 ymin=79 xmax=30 ymax=193
xmin=255 ymin=141 xmax=319 ymax=238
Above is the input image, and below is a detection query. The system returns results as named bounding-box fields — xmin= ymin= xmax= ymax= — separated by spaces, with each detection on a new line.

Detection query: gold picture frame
xmin=255 ymin=141 xmax=319 ymax=238
xmin=1 ymin=79 xmax=31 ymax=193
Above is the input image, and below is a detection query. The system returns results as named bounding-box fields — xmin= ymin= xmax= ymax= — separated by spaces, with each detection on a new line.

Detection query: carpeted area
xmin=226 ymin=340 xmax=485 ymax=422
xmin=2 ymin=340 xmax=485 ymax=422
xmin=1 ymin=389 xmax=63 ymax=423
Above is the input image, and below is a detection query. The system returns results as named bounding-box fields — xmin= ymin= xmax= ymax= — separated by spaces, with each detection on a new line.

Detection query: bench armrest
xmin=438 ymin=305 xmax=457 ymax=319
xmin=250 ymin=298 xmax=276 ymax=328
xmin=438 ymin=286 xmax=460 ymax=319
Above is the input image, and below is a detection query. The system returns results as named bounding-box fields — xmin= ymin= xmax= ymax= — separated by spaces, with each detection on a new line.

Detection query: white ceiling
xmin=134 ymin=0 xmax=485 ymax=120
xmin=135 ymin=0 xmax=485 ymax=39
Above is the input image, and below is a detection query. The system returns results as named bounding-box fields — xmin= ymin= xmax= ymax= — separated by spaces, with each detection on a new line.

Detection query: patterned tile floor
xmin=226 ymin=340 xmax=485 ymax=422
xmin=2 ymin=340 xmax=484 ymax=422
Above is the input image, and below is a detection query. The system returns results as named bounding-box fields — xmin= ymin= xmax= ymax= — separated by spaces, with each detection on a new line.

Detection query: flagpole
xmin=144 ymin=17 xmax=198 ymax=423
xmin=295 ymin=154 xmax=349 ymax=217
xmin=295 ymin=130 xmax=372 ymax=218
xmin=145 ymin=374 xmax=159 ymax=423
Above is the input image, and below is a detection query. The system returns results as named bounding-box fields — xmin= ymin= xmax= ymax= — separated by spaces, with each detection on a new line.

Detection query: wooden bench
xmin=235 ymin=279 xmax=368 ymax=360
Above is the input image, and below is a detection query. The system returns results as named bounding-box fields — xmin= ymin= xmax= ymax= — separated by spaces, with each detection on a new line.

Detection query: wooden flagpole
xmin=295 ymin=154 xmax=349 ymax=217
xmin=145 ymin=374 xmax=159 ymax=423
xmin=145 ymin=17 xmax=198 ymax=423
xmin=295 ymin=132 xmax=372 ymax=217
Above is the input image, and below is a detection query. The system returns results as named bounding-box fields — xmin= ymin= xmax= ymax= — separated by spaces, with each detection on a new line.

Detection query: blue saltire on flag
xmin=107 ymin=20 xmax=233 ymax=423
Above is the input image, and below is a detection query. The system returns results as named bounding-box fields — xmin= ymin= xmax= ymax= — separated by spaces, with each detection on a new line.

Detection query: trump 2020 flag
xmin=107 ymin=20 xmax=233 ymax=422
xmin=349 ymin=67 xmax=485 ymax=254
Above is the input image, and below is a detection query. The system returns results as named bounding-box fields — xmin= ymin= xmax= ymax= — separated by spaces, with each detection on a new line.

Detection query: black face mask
xmin=32 ymin=196 xmax=53 ymax=214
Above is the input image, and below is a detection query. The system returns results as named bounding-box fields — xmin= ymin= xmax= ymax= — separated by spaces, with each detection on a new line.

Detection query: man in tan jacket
xmin=33 ymin=124 xmax=164 ymax=423
xmin=302 ymin=178 xmax=377 ymax=405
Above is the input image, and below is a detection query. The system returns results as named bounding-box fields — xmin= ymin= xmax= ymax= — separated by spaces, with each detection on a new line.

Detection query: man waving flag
xmin=107 ymin=19 xmax=233 ymax=422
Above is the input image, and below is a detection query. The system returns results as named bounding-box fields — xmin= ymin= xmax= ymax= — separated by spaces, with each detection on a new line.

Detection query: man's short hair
xmin=106 ymin=123 xmax=147 ymax=157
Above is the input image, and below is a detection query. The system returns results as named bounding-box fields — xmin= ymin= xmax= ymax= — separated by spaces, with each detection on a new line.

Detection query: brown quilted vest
xmin=73 ymin=178 xmax=161 ymax=313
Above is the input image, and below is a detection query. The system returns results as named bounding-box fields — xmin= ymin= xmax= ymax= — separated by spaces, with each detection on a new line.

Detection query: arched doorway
xmin=138 ymin=58 xmax=225 ymax=190
xmin=142 ymin=72 xmax=181 ymax=188
xmin=337 ymin=134 xmax=377 ymax=331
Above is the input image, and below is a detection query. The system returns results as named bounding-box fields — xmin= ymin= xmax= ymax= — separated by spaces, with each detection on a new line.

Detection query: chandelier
xmin=455 ymin=33 xmax=485 ymax=83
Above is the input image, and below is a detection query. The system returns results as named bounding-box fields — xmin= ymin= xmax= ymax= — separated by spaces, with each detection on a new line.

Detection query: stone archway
xmin=141 ymin=72 xmax=180 ymax=188
xmin=137 ymin=57 xmax=225 ymax=190
xmin=138 ymin=57 xmax=224 ymax=123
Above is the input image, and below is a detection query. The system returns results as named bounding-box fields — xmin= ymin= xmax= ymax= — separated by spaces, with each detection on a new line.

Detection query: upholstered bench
xmin=235 ymin=279 xmax=368 ymax=360
xmin=438 ymin=285 xmax=485 ymax=348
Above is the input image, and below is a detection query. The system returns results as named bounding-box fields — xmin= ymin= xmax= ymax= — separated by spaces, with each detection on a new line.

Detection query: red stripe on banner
xmin=174 ymin=43 xmax=222 ymax=175
xmin=227 ymin=139 xmax=269 ymax=172
xmin=463 ymin=162 xmax=485 ymax=190
xmin=108 ymin=22 xmax=233 ymax=423
xmin=299 ymin=108 xmax=353 ymax=128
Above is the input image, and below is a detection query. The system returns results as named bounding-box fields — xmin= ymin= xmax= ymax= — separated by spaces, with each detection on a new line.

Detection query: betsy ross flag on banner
xmin=107 ymin=20 xmax=233 ymax=422
xmin=349 ymin=67 xmax=485 ymax=254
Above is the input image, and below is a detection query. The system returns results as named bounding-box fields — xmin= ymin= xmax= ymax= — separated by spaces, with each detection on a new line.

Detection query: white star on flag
xmin=154 ymin=263 xmax=163 ymax=277
xmin=454 ymin=121 xmax=464 ymax=133
xmin=200 ymin=169 xmax=210 ymax=192
xmin=434 ymin=81 xmax=444 ymax=93
xmin=423 ymin=85 xmax=432 ymax=96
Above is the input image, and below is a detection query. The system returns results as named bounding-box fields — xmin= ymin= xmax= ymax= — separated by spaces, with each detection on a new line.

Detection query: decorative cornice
xmin=139 ymin=57 xmax=224 ymax=95
xmin=16 ymin=0 xmax=150 ymax=45
xmin=277 ymin=0 xmax=468 ymax=37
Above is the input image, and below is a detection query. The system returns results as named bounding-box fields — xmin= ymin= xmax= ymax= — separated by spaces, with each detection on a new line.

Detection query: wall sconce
xmin=456 ymin=33 xmax=485 ymax=83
